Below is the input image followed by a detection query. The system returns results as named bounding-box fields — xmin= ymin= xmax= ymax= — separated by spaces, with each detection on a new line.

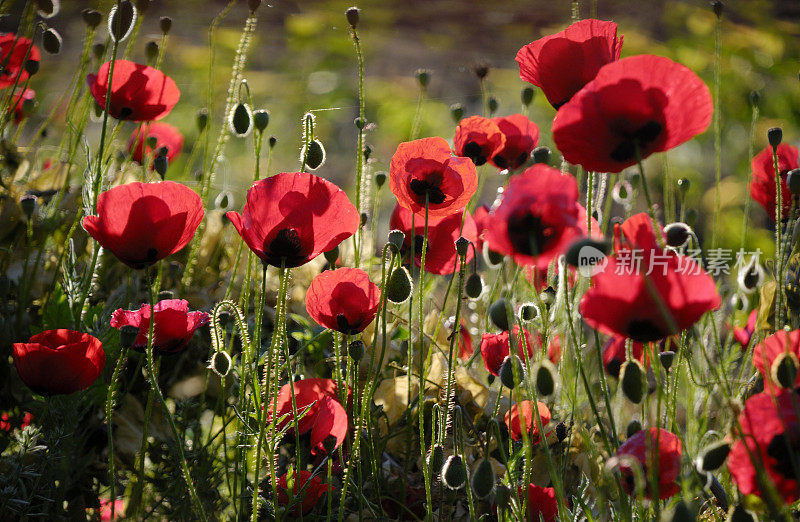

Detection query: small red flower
xmin=97 ymin=498 xmax=125 ymax=521
xmin=12 ymin=329 xmax=105 ymax=396
xmin=0 ymin=413 xmax=10 ymax=432
xmin=389 ymin=137 xmax=478 ymax=217
xmin=515 ymin=19 xmax=622 ymax=109
xmin=505 ymin=400 xmax=551 ymax=443
xmin=616 ymin=427 xmax=682 ymax=499
xmin=20 ymin=412 xmax=33 ymax=430
xmin=277 ymin=469 xmax=334 ymax=516
xmin=580 ymin=213 xmax=720 ymax=343
xmin=733 ymin=309 xmax=758 ymax=348
xmin=306 ymin=267 xmax=381 ymax=334
xmin=82 ymin=181 xmax=204 ymax=269
xmin=728 ymin=389 xmax=800 ymax=503
xmin=459 ymin=322 xmax=473 ymax=360
xmin=0 ymin=34 xmax=40 ymax=90
xmin=227 ymin=172 xmax=359 ymax=268
xmin=271 ymin=378 xmax=349 ymax=455
xmin=128 ymin=122 xmax=184 ymax=167
xmin=546 ymin=334 xmax=562 ymax=365
xmin=453 ymin=116 xmax=505 ymax=166
xmin=9 ymin=88 xmax=34 ymax=124
xmin=750 ymin=144 xmax=797 ymax=221
xmin=480 ymin=326 xmax=535 ymax=376
xmin=517 ymin=483 xmax=558 ymax=522
xmin=110 ymin=299 xmax=210 ymax=354
xmin=552 ymin=55 xmax=712 ymax=173
xmin=389 ymin=204 xmax=477 ymax=275
xmin=490 ymin=114 xmax=540 ymax=170
xmin=87 ymin=60 xmax=180 ymax=121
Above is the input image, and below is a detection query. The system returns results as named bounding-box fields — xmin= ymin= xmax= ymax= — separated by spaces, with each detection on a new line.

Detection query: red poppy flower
xmin=552 ymin=55 xmax=712 ymax=173
xmin=459 ymin=322 xmax=473 ymax=360
xmin=453 ymin=116 xmax=505 ymax=166
xmin=12 ymin=329 xmax=105 ymax=396
xmin=515 ymin=19 xmax=622 ymax=109
xmin=87 ymin=60 xmax=180 ymax=121
xmin=480 ymin=326 xmax=535 ymax=376
xmin=271 ymin=378 xmax=349 ymax=455
xmin=752 ymin=329 xmax=800 ymax=393
xmin=9 ymin=88 xmax=34 ymax=124
xmin=733 ymin=309 xmax=758 ymax=348
xmin=484 ymin=164 xmax=593 ymax=270
xmin=490 ymin=114 xmax=540 ymax=170
xmin=750 ymin=144 xmax=797 ymax=221
xmin=0 ymin=34 xmax=40 ymax=90
xmin=277 ymin=470 xmax=334 ymax=516
xmin=616 ymin=427 xmax=682 ymax=499
xmin=82 ymin=181 xmax=204 ymax=269
xmin=306 ymin=267 xmax=381 ymax=334
xmin=473 ymin=204 xmax=490 ymax=252
xmin=505 ymin=400 xmax=551 ymax=443
xmin=580 ymin=213 xmax=720 ymax=343
xmin=0 ymin=413 xmax=10 ymax=432
xmin=98 ymin=498 xmax=125 ymax=521
xmin=389 ymin=137 xmax=478 ymax=217
xmin=728 ymin=389 xmax=800 ymax=503
xmin=227 ymin=172 xmax=359 ymax=269
xmin=389 ymin=203 xmax=477 ymax=275
xmin=128 ymin=122 xmax=184 ymax=166
xmin=110 ymin=299 xmax=210 ymax=354
xmin=21 ymin=412 xmax=33 ymax=430
xmin=517 ymin=484 xmax=558 ymax=522
xmin=546 ymin=334 xmax=562 ymax=365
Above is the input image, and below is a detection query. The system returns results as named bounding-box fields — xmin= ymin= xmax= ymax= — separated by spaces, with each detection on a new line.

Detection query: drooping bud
xmin=345 ymin=6 xmax=360 ymax=28
xmin=427 ymin=444 xmax=445 ymax=477
xmin=119 ymin=324 xmax=140 ymax=348
xmin=304 ymin=139 xmax=326 ymax=170
xmin=415 ymin=68 xmax=431 ymax=89
xmin=253 ymin=109 xmax=269 ymax=133
xmin=470 ymin=459 xmax=495 ymax=499
xmin=230 ymin=102 xmax=253 ymax=137
xmin=771 ymin=351 xmax=799 ymax=389
xmin=324 ymin=246 xmax=339 ymax=266
xmin=386 ymin=266 xmax=412 ymax=303
xmin=82 ymin=9 xmax=102 ymax=28
xmin=499 ymin=355 xmax=523 ymax=389
xmin=521 ymin=86 xmax=534 ymax=107
xmin=455 ymin=237 xmax=470 ymax=258
xmin=450 ymin=103 xmax=464 ymax=124
xmin=698 ymin=440 xmax=730 ymax=471
xmin=483 ymin=244 xmax=504 ymax=268
xmin=374 ymin=171 xmax=386 ymax=188
xmin=488 ymin=298 xmax=509 ymax=331
xmin=441 ymin=455 xmax=467 ymax=490
xmin=620 ymin=360 xmax=645 ymax=403
xmin=768 ymin=127 xmax=783 ymax=149
xmin=465 ymin=273 xmax=483 ymax=299
xmin=532 ymin=146 xmax=550 ymax=165
xmin=208 ymin=351 xmax=232 ymax=377
xmin=159 ymin=16 xmax=172 ymax=35
xmin=153 ymin=154 xmax=168 ymax=179
xmin=42 ymin=28 xmax=62 ymax=54
xmin=664 ymin=222 xmax=692 ymax=248
xmin=737 ymin=255 xmax=764 ymax=294
xmin=108 ymin=1 xmax=137 ymax=43
xmin=145 ymin=41 xmax=159 ymax=62
xmin=348 ymin=340 xmax=365 ymax=362
xmin=534 ymin=360 xmax=556 ymax=397
xmin=625 ymin=419 xmax=642 ymax=438
xmin=133 ymin=0 xmax=150 ymax=11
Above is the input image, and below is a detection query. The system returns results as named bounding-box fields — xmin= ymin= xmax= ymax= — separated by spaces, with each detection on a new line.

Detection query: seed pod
xmin=230 ymin=103 xmax=252 ymax=137
xmin=465 ymin=273 xmax=483 ymax=299
xmin=374 ymin=171 xmax=387 ymax=188
xmin=348 ymin=340 xmax=365 ymax=362
xmin=473 ymin=63 xmax=490 ymax=80
xmin=42 ymin=28 xmax=61 ymax=54
xmin=153 ymin=154 xmax=168 ymax=179
xmin=253 ymin=109 xmax=269 ymax=132
xmin=699 ymin=440 xmax=731 ymax=471
xmin=495 ymin=485 xmax=511 ymax=508
xmin=450 ymin=103 xmax=464 ymax=124
xmin=470 ymin=459 xmax=495 ymax=499
xmin=119 ymin=324 xmax=140 ymax=348
xmin=386 ymin=267 xmax=412 ymax=303
xmin=771 ymin=351 xmax=799 ymax=389
xmin=145 ymin=41 xmax=159 ymax=62
xmin=625 ymin=419 xmax=642 ymax=438
xmin=345 ymin=6 xmax=360 ymax=28
xmin=532 ymin=146 xmax=550 ymax=165
xmin=441 ymin=455 xmax=466 ymax=490
xmin=768 ymin=127 xmax=783 ymax=148
xmin=620 ymin=360 xmax=645 ymax=403
xmin=427 ymin=444 xmax=444 ymax=477
xmin=324 ymin=246 xmax=339 ymax=266
xmin=521 ymin=86 xmax=534 ymax=107
xmin=499 ymin=355 xmax=523 ymax=389
xmin=304 ymin=139 xmax=326 ymax=170
xmin=108 ymin=1 xmax=137 ymax=43
xmin=455 ymin=237 xmax=470 ymax=257
xmin=35 ymin=0 xmax=59 ymax=18
xmin=534 ymin=361 xmax=556 ymax=397
xmin=268 ymin=136 xmax=277 ymax=148
xmin=664 ymin=222 xmax=692 ymax=248
xmin=415 ymin=68 xmax=431 ymax=89
xmin=196 ymin=108 xmax=209 ymax=132
xmin=659 ymin=350 xmax=676 ymax=372
xmin=82 ymin=9 xmax=102 ymax=28
xmin=159 ymin=16 xmax=172 ymax=34
xmin=208 ymin=351 xmax=232 ymax=377
xmin=488 ymin=298 xmax=509 ymax=330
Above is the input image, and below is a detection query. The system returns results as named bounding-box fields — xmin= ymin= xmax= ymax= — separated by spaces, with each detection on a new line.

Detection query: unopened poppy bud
xmin=471 ymin=459 xmax=495 ymax=499
xmin=465 ymin=273 xmax=483 ymax=299
xmin=82 ymin=9 xmax=102 ymax=28
xmin=360 ymin=212 xmax=368 ymax=228
xmin=499 ymin=355 xmax=523 ymax=389
xmin=20 ymin=194 xmax=36 ymax=218
xmin=565 ymin=237 xmax=610 ymax=271
xmin=134 ymin=0 xmax=150 ymax=11
xmin=625 ymin=419 xmax=642 ymax=438
xmin=145 ymin=41 xmax=159 ymax=62
xmin=726 ymin=504 xmax=756 ymax=522
xmin=215 ymin=190 xmax=233 ymax=211
xmin=386 ymin=266 xmax=412 ymax=303
xmin=363 ymin=144 xmax=372 ymax=161
xmin=108 ymin=1 xmax=137 ymax=43
xmin=230 ymin=103 xmax=252 ymax=137
xmin=348 ymin=340 xmax=365 ymax=362
xmin=324 ymin=246 xmax=339 ymax=266
xmin=196 ymin=108 xmax=209 ymax=132
xmin=42 ymin=28 xmax=61 ymax=54
xmin=153 ymin=154 xmax=168 ymax=179
xmin=345 ymin=6 xmax=360 ymax=27
xmin=248 ymin=0 xmax=262 ymax=13
xmin=664 ymin=222 xmax=692 ymax=248
xmin=158 ymin=290 xmax=174 ymax=301
xmin=427 ymin=443 xmax=444 ymax=476
xmin=518 ymin=302 xmax=537 ymax=322
xmin=252 ymin=109 xmax=269 ymax=132
xmin=532 ymin=146 xmax=550 ymax=165
xmin=676 ymin=177 xmax=690 ymax=194
xmin=35 ymin=0 xmax=59 ymax=18
xmin=699 ymin=440 xmax=730 ymax=471
xmin=91 ymin=43 xmax=105 ymax=61
xmin=541 ymin=286 xmax=556 ymax=307
xmin=787 ymin=169 xmax=800 ymax=196
xmin=534 ymin=360 xmax=556 ymax=397
xmin=768 ymin=127 xmax=783 ymax=149
xmin=771 ymin=351 xmax=798 ymax=389
xmin=488 ymin=298 xmax=509 ymax=330
xmin=738 ymin=255 xmax=764 ymax=294
xmin=415 ymin=68 xmax=430 ymax=88
xmin=269 ymin=136 xmax=277 ymax=148
xmin=208 ymin=351 xmax=232 ymax=377
xmin=24 ymin=59 xmax=39 ymax=76
xmin=159 ymin=16 xmax=172 ymax=34
xmin=441 ymin=455 xmax=466 ymax=490
xmin=484 ymin=245 xmax=504 ymax=267
xmin=495 ymin=485 xmax=511 ymax=508
xmin=218 ymin=310 xmax=232 ymax=327
xmin=352 ymin=116 xmax=364 ymax=130
xmin=387 ymin=229 xmax=404 ymax=252
xmin=711 ymin=0 xmax=724 ymax=17
xmin=450 ymin=103 xmax=464 ymax=124
xmin=473 ymin=63 xmax=490 ymax=80
xmin=487 ymin=96 xmax=499 ymax=115
xmin=304 ymin=139 xmax=326 ymax=170
xmin=521 ymin=86 xmax=535 ymax=107
xmin=374 ymin=171 xmax=386 ymax=188
xmin=145 ymin=135 xmax=158 ymax=149
xmin=119 ymin=324 xmax=140 ymax=348
xmin=659 ymin=350 xmax=676 ymax=371
xmin=620 ymin=360 xmax=645 ymax=403
xmin=455 ymin=237 xmax=470 ymax=257
xmin=749 ymin=90 xmax=760 ymax=107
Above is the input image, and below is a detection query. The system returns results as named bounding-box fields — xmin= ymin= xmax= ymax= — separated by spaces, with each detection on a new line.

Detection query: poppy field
xmin=4 ymin=0 xmax=800 ymax=520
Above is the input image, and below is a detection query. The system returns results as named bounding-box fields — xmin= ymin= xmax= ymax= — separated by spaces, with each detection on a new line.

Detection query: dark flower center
xmin=610 ymin=120 xmax=663 ymax=163
xmin=462 ymin=141 xmax=487 ymax=166
xmin=119 ymin=106 xmax=134 ymax=119
xmin=265 ymin=228 xmax=304 ymax=266
xmin=626 ymin=319 xmax=667 ymax=343
xmin=409 ymin=178 xmax=446 ymax=205
xmin=146 ymin=248 xmax=158 ymax=262
xmin=767 ymin=429 xmax=800 ymax=480
xmin=336 ymin=313 xmax=357 ymax=334
xmin=493 ymin=155 xmax=507 ymax=169
xmin=507 ymin=212 xmax=554 ymax=257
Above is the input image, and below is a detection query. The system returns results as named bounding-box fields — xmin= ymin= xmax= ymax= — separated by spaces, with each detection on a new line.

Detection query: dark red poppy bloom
xmin=389 ymin=203 xmax=477 ymax=275
xmin=110 ymin=299 xmax=210 ymax=354
xmin=12 ymin=329 xmax=105 ymax=396
xmin=516 ymin=19 xmax=622 ymax=109
xmin=480 ymin=326 xmax=535 ymax=376
xmin=277 ymin=470 xmax=334 ymax=516
xmin=517 ymin=484 xmax=558 ymax=522
xmin=9 ymin=88 xmax=34 ymax=124
xmin=227 ymin=172 xmax=359 ymax=269
xmin=728 ymin=389 xmax=800 ymax=503
xmin=552 ymin=55 xmax=712 ymax=173
xmin=750 ymin=144 xmax=797 ymax=221
xmin=505 ymin=400 xmax=551 ymax=443
xmin=87 ymin=60 xmax=180 ymax=121
xmin=82 ymin=181 xmax=204 ymax=269
xmin=306 ymin=267 xmax=381 ymax=334
xmin=271 ymin=378 xmax=349 ymax=455
xmin=490 ymin=114 xmax=540 ymax=170
xmin=0 ymin=34 xmax=40 ymax=90
xmin=580 ymin=213 xmax=720 ymax=343
xmin=616 ymin=427 xmax=682 ymax=499
xmin=389 ymin=137 xmax=478 ymax=217
xmin=453 ymin=116 xmax=505 ymax=166
xmin=753 ymin=329 xmax=800 ymax=393
xmin=128 ymin=122 xmax=184 ymax=167
xmin=484 ymin=164 xmax=593 ymax=270
xmin=733 ymin=309 xmax=758 ymax=348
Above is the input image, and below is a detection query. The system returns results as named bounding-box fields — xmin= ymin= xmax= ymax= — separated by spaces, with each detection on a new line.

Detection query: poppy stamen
xmin=610 ymin=120 xmax=663 ymax=162
xmin=507 ymin=212 xmax=553 ymax=257
xmin=266 ymin=228 xmax=304 ymax=265
xmin=626 ymin=318 xmax=667 ymax=343
xmin=767 ymin=429 xmax=800 ymax=480
xmin=409 ymin=178 xmax=446 ymax=205
xmin=462 ymin=141 xmax=487 ymax=166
